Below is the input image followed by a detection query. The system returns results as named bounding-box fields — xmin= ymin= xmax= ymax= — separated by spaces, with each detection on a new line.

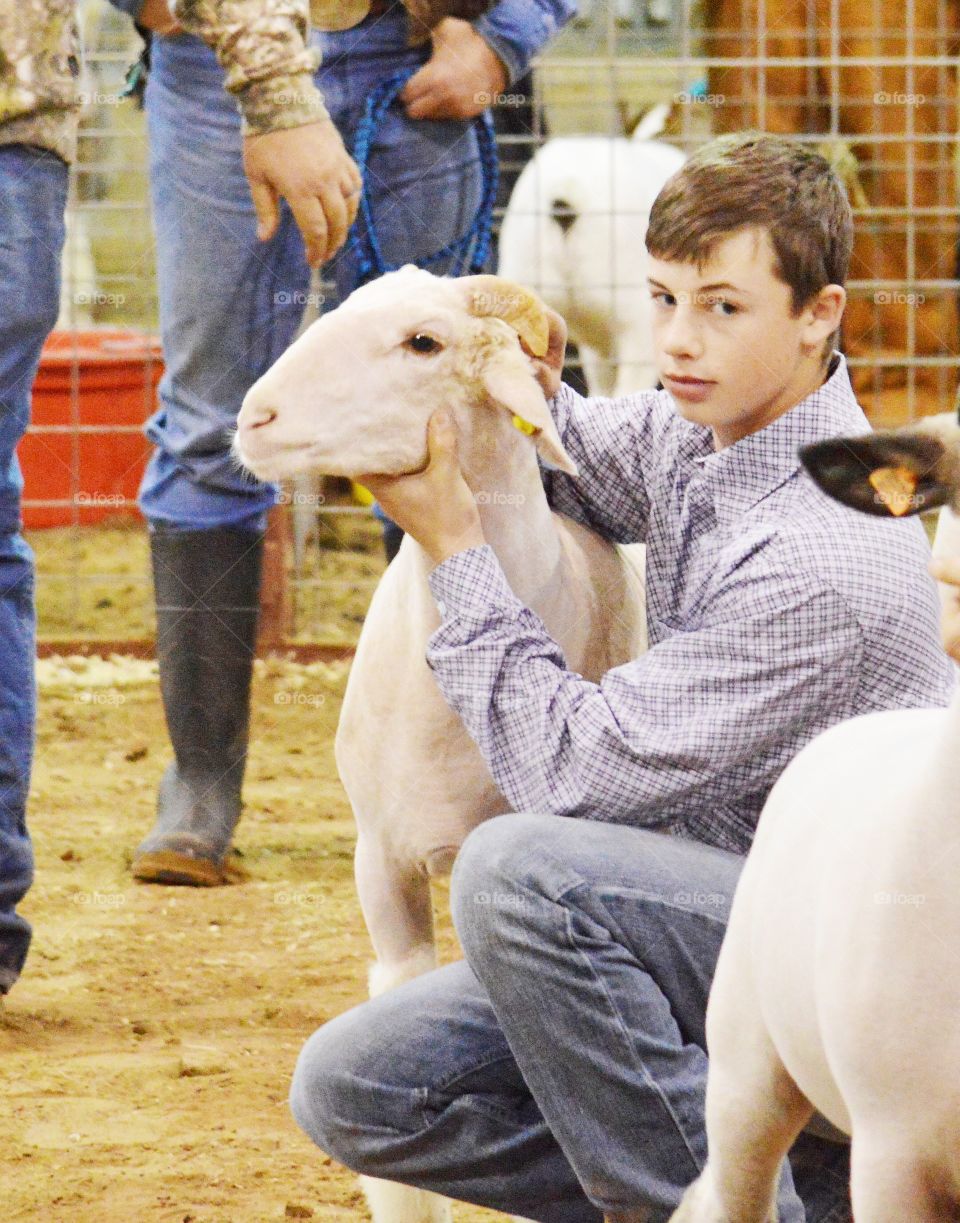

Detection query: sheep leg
xmin=353 ymin=835 xmax=454 ymax=1223
xmin=354 ymin=832 xmax=438 ymax=996
xmin=671 ymin=912 xmax=813 ymax=1223
xmin=849 ymin=1139 xmax=949 ymax=1223
xmin=360 ymin=1176 xmax=454 ymax=1223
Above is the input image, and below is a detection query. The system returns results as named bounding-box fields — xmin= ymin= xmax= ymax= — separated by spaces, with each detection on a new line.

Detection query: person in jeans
xmin=105 ymin=0 xmax=576 ymax=887
xmin=0 ymin=2 xmax=78 ymax=996
xmin=288 ymin=135 xmax=956 ymax=1220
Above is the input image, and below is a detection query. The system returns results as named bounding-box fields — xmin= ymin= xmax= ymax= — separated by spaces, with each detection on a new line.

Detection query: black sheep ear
xmin=799 ymin=431 xmax=952 ymax=518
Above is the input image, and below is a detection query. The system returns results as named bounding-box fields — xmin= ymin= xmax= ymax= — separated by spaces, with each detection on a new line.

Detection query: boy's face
xmin=647 ymin=228 xmax=843 ymax=449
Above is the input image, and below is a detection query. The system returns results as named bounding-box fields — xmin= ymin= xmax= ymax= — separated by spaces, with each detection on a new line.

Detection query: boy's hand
xmin=359 ymin=409 xmax=486 ymax=566
xmin=929 ymin=556 xmax=960 ymax=661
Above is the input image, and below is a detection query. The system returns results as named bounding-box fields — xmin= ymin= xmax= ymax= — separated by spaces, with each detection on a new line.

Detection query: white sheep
xmin=235 ymin=265 xmax=646 ymax=1223
xmin=670 ymin=415 xmax=960 ymax=1223
xmin=497 ymin=107 xmax=685 ymax=397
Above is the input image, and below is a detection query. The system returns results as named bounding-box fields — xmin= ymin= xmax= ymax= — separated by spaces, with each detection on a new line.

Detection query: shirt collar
xmin=680 ymin=354 xmax=869 ymax=523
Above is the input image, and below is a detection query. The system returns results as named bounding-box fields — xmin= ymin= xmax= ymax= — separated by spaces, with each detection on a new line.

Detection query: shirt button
xmin=437 ymin=600 xmax=447 ymax=617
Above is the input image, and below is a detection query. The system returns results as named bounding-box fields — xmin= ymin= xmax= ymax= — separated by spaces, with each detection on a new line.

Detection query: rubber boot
xmin=132 ymin=526 xmax=263 ymax=886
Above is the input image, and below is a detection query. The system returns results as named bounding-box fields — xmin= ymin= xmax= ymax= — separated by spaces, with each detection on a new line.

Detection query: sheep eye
xmin=404 ymin=333 xmax=443 ymax=355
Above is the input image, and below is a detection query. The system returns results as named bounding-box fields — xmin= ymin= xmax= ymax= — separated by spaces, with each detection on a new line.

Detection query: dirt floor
xmin=0 ymin=655 xmax=512 ymax=1223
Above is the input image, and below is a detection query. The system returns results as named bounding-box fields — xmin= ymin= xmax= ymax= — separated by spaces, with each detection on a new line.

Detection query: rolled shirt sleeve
xmin=426 ymin=544 xmax=863 ymax=853
xmin=171 ymin=0 xmax=329 ymax=133
xmin=473 ymin=0 xmax=578 ymax=84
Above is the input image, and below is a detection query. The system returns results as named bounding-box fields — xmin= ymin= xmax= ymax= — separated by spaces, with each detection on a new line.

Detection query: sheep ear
xmin=481 ymin=351 xmax=578 ymax=476
xmin=799 ymin=431 xmax=954 ymax=517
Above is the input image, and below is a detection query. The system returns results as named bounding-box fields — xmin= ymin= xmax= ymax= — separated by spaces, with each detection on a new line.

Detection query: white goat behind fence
xmin=498 ymin=105 xmax=685 ymax=397
xmin=236 ymin=266 xmax=646 ymax=1223
xmin=671 ymin=416 xmax=960 ymax=1223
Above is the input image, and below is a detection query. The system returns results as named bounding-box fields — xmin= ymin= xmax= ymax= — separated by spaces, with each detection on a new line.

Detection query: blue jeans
xmin=290 ymin=815 xmax=851 ymax=1222
xmin=0 ymin=144 xmax=68 ymax=992
xmin=141 ymin=10 xmax=482 ymax=532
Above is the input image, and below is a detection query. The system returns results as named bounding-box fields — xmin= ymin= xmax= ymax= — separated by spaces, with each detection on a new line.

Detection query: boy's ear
xmin=803 ymin=284 xmax=845 ymax=346
xmin=799 ymin=430 xmax=953 ymax=517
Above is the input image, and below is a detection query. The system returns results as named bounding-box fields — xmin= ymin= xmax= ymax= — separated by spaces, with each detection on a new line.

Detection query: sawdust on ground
xmin=1 ymin=656 xmax=512 ymax=1223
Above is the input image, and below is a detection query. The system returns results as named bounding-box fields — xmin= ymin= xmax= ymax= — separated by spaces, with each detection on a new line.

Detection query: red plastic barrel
xmin=20 ymin=330 xmax=163 ymax=528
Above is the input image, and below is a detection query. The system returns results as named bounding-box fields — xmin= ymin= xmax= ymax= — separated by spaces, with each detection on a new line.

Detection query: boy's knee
xmin=289 ymin=1002 xmax=433 ymax=1176
xmin=290 ymin=1022 xmax=356 ymax=1162
xmin=451 ymin=813 xmax=555 ymax=958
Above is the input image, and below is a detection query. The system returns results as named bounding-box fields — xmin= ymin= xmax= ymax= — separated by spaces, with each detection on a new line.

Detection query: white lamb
xmin=497 ymin=107 xmax=685 ymax=397
xmin=671 ymin=415 xmax=960 ymax=1223
xmin=235 ymin=265 xmax=646 ymax=1223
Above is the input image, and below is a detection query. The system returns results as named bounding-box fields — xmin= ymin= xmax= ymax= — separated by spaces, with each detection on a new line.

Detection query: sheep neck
xmin=452 ymin=403 xmax=563 ymax=606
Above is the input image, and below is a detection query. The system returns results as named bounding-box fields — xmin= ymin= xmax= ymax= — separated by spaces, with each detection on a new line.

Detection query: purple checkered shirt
xmin=426 ymin=355 xmax=956 ymax=854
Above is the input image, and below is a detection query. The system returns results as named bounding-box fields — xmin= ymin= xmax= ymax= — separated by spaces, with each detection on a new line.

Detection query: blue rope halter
xmin=346 ymin=66 xmax=500 ymax=289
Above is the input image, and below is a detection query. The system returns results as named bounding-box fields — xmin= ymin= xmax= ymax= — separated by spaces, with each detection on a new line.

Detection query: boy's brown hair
xmin=646 ymin=133 xmax=853 ymax=339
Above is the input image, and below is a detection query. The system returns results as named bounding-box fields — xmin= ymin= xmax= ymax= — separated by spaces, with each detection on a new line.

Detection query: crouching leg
xmin=289 ymin=956 xmax=602 ymax=1223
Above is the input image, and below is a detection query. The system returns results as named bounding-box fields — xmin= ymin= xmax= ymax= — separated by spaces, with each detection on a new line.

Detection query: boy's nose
xmin=661 ymin=309 xmax=704 ymax=360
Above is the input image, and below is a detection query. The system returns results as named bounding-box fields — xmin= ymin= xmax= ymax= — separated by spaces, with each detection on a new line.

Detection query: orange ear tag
xmin=868 ymin=466 xmax=919 ymax=517
xmin=511 ymin=414 xmax=538 ymax=436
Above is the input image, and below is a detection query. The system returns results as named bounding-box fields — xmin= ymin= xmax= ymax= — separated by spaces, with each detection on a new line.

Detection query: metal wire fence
xmin=28 ymin=0 xmax=959 ymax=646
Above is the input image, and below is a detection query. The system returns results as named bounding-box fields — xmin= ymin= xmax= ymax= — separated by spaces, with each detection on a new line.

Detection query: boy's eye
xmin=651 ymin=291 xmax=676 ymax=308
xmin=706 ymin=298 xmax=738 ymax=316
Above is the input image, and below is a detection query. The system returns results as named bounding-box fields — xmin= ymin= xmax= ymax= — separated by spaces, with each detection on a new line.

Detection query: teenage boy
xmin=288 ymin=134 xmax=955 ymax=1221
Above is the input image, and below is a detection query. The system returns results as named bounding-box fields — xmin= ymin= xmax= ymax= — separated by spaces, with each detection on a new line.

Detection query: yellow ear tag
xmin=511 ymin=414 xmax=538 ymax=436
xmin=868 ymin=466 xmax=918 ymax=517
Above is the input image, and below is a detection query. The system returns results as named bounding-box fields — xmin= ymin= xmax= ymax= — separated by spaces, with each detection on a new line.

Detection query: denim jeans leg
xmin=142 ymin=19 xmax=485 ymax=535
xmin=290 ymin=957 xmax=603 ymax=1222
xmin=0 ymin=144 xmax=68 ymax=992
xmin=141 ymin=33 xmax=309 ymax=532
xmin=451 ymin=814 xmax=852 ymax=1222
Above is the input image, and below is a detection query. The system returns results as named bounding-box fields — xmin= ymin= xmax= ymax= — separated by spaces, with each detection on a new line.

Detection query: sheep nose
xmin=244 ymin=406 xmax=278 ymax=431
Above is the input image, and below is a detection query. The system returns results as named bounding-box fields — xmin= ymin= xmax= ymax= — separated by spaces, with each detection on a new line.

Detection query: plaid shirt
xmin=426 ymin=355 xmax=956 ymax=854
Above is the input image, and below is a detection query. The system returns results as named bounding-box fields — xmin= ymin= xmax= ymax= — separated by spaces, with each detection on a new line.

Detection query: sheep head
xmin=800 ymin=412 xmax=960 ymax=518
xmin=235 ymin=265 xmax=576 ymax=483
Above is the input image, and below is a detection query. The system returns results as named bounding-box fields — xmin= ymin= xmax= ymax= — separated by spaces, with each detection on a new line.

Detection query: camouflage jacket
xmin=171 ymin=0 xmax=574 ymax=135
xmin=0 ymin=0 xmax=80 ymax=163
